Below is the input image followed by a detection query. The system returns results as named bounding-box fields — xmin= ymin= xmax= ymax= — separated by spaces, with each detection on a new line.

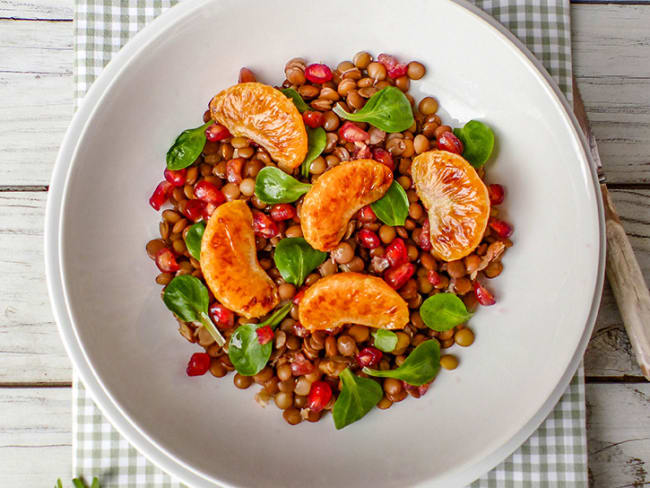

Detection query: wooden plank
xmin=587 ymin=383 xmax=650 ymax=488
xmin=0 ymin=192 xmax=71 ymax=384
xmin=0 ymin=0 xmax=72 ymax=20
xmin=0 ymin=384 xmax=647 ymax=487
xmin=0 ymin=188 xmax=647 ymax=383
xmin=0 ymin=6 xmax=648 ymax=185
xmin=0 ymin=387 xmax=71 ymax=485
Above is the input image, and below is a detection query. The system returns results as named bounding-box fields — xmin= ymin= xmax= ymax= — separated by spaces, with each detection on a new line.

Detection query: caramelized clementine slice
xmin=298 ymin=272 xmax=409 ymax=331
xmin=201 ymin=200 xmax=279 ymax=318
xmin=209 ymin=82 xmax=308 ymax=171
xmin=411 ymin=150 xmax=490 ymax=262
xmin=300 ymin=159 xmax=393 ymax=251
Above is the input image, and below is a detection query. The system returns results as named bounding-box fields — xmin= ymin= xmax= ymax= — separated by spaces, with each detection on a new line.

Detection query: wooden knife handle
xmin=602 ymin=183 xmax=650 ymax=380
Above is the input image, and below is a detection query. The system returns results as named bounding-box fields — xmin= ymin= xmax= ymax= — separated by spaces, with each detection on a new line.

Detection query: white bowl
xmin=45 ymin=0 xmax=605 ymax=486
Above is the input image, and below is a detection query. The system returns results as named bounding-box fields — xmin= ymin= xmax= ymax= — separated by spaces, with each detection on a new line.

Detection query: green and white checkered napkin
xmin=72 ymin=1 xmax=585 ymax=486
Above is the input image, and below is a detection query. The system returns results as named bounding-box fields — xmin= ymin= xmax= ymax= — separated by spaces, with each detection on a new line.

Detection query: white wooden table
xmin=1 ymin=1 xmax=649 ymax=486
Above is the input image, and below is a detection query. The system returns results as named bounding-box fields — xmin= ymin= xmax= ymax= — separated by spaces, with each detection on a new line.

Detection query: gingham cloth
xmin=72 ymin=1 xmax=585 ymax=486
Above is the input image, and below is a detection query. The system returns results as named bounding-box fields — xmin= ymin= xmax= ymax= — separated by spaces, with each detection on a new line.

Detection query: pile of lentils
xmin=146 ymin=52 xmax=512 ymax=425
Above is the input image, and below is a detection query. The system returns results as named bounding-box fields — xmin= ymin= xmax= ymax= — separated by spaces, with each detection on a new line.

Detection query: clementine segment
xmin=201 ymin=200 xmax=279 ymax=318
xmin=411 ymin=150 xmax=490 ymax=262
xmin=298 ymin=272 xmax=409 ymax=331
xmin=209 ymin=82 xmax=308 ymax=171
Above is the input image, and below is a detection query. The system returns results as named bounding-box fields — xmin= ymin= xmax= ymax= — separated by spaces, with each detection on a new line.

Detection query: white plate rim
xmin=44 ymin=0 xmax=606 ymax=486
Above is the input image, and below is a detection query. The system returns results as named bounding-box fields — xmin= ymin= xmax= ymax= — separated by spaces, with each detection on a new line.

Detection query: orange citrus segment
xmin=298 ymin=272 xmax=409 ymax=331
xmin=201 ymin=200 xmax=279 ymax=318
xmin=209 ymin=82 xmax=308 ymax=171
xmin=411 ymin=150 xmax=490 ymax=262
xmin=300 ymin=159 xmax=393 ymax=251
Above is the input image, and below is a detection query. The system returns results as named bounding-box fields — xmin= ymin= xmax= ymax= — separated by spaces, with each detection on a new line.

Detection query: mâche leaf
xmin=419 ymin=293 xmax=473 ymax=331
xmin=332 ymin=368 xmax=383 ymax=430
xmin=371 ymin=181 xmax=409 ymax=226
xmin=333 ymin=86 xmax=414 ymax=133
xmin=254 ymin=167 xmax=312 ymax=204
xmin=363 ymin=340 xmax=441 ymax=386
xmin=273 ymin=237 xmax=327 ymax=286
xmin=184 ymin=222 xmax=206 ymax=260
xmin=166 ymin=120 xmax=213 ymax=170
xmin=301 ymin=127 xmax=327 ymax=178
xmin=453 ymin=120 xmax=495 ymax=168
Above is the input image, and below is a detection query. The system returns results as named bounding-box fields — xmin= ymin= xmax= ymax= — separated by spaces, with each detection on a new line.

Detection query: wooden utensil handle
xmin=602 ymin=184 xmax=650 ymax=380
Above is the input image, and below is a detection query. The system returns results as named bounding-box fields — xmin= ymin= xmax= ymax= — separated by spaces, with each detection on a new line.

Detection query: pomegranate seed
xmin=155 ymin=247 xmax=179 ymax=273
xmin=293 ymin=288 xmax=306 ymax=305
xmin=202 ymin=202 xmax=217 ymax=220
xmin=356 ymin=347 xmax=383 ymax=368
xmin=226 ymin=158 xmax=245 ymax=184
xmin=290 ymin=352 xmax=314 ymax=376
xmin=436 ymin=131 xmax=464 ymax=154
xmin=307 ymin=381 xmax=332 ymax=413
xmin=302 ymin=110 xmax=323 ymax=129
xmin=304 ymin=63 xmax=333 ymax=84
xmin=417 ymin=219 xmax=432 ymax=251
xmin=194 ymin=180 xmax=226 ymax=205
xmin=270 ymin=203 xmax=297 ymax=221
xmin=186 ymin=352 xmax=211 ymax=376
xmin=489 ymin=218 xmax=513 ymax=238
xmin=209 ymin=302 xmax=235 ymax=329
xmin=377 ymin=53 xmax=408 ymax=79
xmin=292 ymin=322 xmax=311 ymax=338
xmin=488 ymin=184 xmax=505 ymax=205
xmin=403 ymin=380 xmax=431 ymax=398
xmin=164 ymin=168 xmax=187 ymax=187
xmin=339 ymin=121 xmax=370 ymax=143
xmin=474 ymin=280 xmax=496 ymax=306
xmin=427 ymin=270 xmax=442 ymax=286
xmin=205 ymin=123 xmax=231 ymax=142
xmin=238 ymin=67 xmax=256 ymax=83
xmin=149 ymin=181 xmax=173 ymax=210
xmin=256 ymin=325 xmax=274 ymax=345
xmin=183 ymin=199 xmax=206 ymax=222
xmin=353 ymin=142 xmax=372 ymax=160
xmin=384 ymin=262 xmax=416 ymax=290
xmin=372 ymin=147 xmax=395 ymax=171
xmin=385 ymin=238 xmax=408 ymax=267
xmin=358 ymin=205 xmax=377 ymax=222
xmin=252 ymin=211 xmax=279 ymax=238
xmin=357 ymin=229 xmax=381 ymax=249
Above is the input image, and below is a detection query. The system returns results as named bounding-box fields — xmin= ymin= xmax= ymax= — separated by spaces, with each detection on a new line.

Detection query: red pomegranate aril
xmin=372 ymin=147 xmax=395 ymax=171
xmin=226 ymin=158 xmax=245 ymax=184
xmin=183 ymin=198 xmax=206 ymax=222
xmin=186 ymin=352 xmax=211 ymax=376
xmin=205 ymin=123 xmax=231 ymax=142
xmin=302 ymin=110 xmax=323 ymax=129
xmin=149 ymin=181 xmax=173 ymax=210
xmin=293 ymin=288 xmax=306 ymax=305
xmin=209 ymin=302 xmax=235 ymax=329
xmin=418 ymin=219 xmax=432 ymax=251
xmin=384 ymin=262 xmax=416 ymax=290
xmin=358 ymin=229 xmax=381 ymax=249
xmin=385 ymin=237 xmax=408 ymax=267
xmin=358 ymin=205 xmax=377 ymax=222
xmin=155 ymin=247 xmax=179 ymax=273
xmin=427 ymin=270 xmax=442 ymax=286
xmin=377 ymin=53 xmax=408 ymax=79
xmin=474 ymin=281 xmax=496 ymax=306
xmin=256 ymin=325 xmax=274 ymax=345
xmin=356 ymin=347 xmax=383 ymax=368
xmin=489 ymin=218 xmax=513 ymax=238
xmin=238 ymin=67 xmax=256 ymax=83
xmin=292 ymin=322 xmax=311 ymax=338
xmin=164 ymin=168 xmax=187 ymax=187
xmin=270 ymin=204 xmax=297 ymax=221
xmin=307 ymin=381 xmax=332 ymax=413
xmin=353 ymin=142 xmax=372 ymax=160
xmin=291 ymin=353 xmax=314 ymax=376
xmin=436 ymin=131 xmax=464 ymax=154
xmin=339 ymin=121 xmax=370 ymax=143
xmin=252 ymin=210 xmax=279 ymax=238
xmin=488 ymin=184 xmax=505 ymax=205
xmin=194 ymin=180 xmax=226 ymax=205
xmin=304 ymin=63 xmax=333 ymax=84
xmin=403 ymin=380 xmax=431 ymax=398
